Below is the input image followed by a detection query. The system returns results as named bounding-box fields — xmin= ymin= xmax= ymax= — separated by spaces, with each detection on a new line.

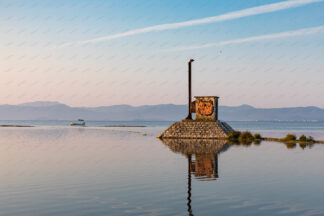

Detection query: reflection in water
xmin=161 ymin=139 xmax=229 ymax=180
xmin=190 ymin=154 xmax=218 ymax=180
xmin=229 ymin=139 xmax=316 ymax=150
xmin=161 ymin=138 xmax=318 ymax=216
xmin=161 ymin=139 xmax=229 ymax=216
xmin=187 ymin=155 xmax=194 ymax=216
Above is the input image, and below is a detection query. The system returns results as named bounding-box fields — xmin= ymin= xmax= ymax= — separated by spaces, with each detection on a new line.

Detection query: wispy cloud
xmin=60 ymin=0 xmax=323 ymax=47
xmin=168 ymin=26 xmax=324 ymax=51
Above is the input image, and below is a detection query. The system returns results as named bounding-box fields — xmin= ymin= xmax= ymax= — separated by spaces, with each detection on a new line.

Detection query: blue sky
xmin=0 ymin=0 xmax=324 ymax=107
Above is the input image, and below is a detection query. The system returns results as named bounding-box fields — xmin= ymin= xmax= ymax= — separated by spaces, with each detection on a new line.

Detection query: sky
xmin=0 ymin=0 xmax=324 ymax=108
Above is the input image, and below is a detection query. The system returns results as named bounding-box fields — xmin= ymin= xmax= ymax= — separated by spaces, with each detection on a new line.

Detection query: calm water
xmin=1 ymin=121 xmax=324 ymax=216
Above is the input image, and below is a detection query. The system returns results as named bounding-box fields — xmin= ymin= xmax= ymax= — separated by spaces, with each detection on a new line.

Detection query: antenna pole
xmin=186 ymin=59 xmax=194 ymax=120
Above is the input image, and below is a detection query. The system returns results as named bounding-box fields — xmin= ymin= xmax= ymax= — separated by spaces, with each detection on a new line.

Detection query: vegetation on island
xmin=283 ymin=134 xmax=296 ymax=142
xmin=276 ymin=133 xmax=315 ymax=143
xmin=238 ymin=131 xmax=254 ymax=143
xmin=227 ymin=131 xmax=320 ymax=147
xmin=227 ymin=131 xmax=261 ymax=145
xmin=253 ymin=133 xmax=262 ymax=140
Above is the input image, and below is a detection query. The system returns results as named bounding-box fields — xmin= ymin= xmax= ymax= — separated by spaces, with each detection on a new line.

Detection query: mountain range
xmin=0 ymin=101 xmax=323 ymax=121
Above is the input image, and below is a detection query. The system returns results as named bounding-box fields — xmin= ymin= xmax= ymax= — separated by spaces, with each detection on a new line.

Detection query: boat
xmin=70 ymin=119 xmax=86 ymax=126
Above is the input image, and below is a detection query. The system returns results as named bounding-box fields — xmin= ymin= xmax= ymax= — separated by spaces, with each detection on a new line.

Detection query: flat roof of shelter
xmin=194 ymin=96 xmax=219 ymax=98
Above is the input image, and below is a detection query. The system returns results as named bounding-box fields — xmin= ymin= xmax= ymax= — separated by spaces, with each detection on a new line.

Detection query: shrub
xmin=253 ymin=133 xmax=262 ymax=140
xmin=307 ymin=136 xmax=315 ymax=142
xmin=299 ymin=134 xmax=307 ymax=142
xmin=227 ymin=131 xmax=241 ymax=141
xmin=239 ymin=131 xmax=254 ymax=143
xmin=284 ymin=134 xmax=296 ymax=141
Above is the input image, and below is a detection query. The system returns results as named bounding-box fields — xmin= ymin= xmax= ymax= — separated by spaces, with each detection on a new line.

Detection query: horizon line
xmin=2 ymin=101 xmax=323 ymax=109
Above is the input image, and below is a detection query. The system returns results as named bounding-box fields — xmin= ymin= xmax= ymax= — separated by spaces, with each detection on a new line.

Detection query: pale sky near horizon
xmin=1 ymin=0 xmax=324 ymax=108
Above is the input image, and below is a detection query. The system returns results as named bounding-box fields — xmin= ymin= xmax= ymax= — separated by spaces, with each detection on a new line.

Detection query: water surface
xmin=0 ymin=123 xmax=324 ymax=216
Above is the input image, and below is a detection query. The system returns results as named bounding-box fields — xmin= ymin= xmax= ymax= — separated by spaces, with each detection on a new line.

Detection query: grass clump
xmin=298 ymin=134 xmax=315 ymax=143
xmin=307 ymin=136 xmax=315 ymax=143
xmin=227 ymin=131 xmax=241 ymax=142
xmin=239 ymin=131 xmax=254 ymax=144
xmin=253 ymin=133 xmax=262 ymax=140
xmin=299 ymin=134 xmax=307 ymax=142
xmin=227 ymin=131 xmax=264 ymax=146
xmin=283 ymin=134 xmax=296 ymax=142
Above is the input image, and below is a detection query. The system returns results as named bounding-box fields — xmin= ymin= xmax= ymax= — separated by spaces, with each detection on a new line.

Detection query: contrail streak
xmin=60 ymin=0 xmax=323 ymax=47
xmin=168 ymin=26 xmax=324 ymax=51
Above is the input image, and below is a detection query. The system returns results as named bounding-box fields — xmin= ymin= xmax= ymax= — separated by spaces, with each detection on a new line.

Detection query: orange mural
xmin=198 ymin=100 xmax=214 ymax=116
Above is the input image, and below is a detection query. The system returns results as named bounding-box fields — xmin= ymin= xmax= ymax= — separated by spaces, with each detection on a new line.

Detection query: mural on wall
xmin=198 ymin=100 xmax=214 ymax=116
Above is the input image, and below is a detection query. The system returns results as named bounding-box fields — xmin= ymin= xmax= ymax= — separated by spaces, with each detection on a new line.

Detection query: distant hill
xmin=0 ymin=101 xmax=323 ymax=121
xmin=18 ymin=101 xmax=64 ymax=107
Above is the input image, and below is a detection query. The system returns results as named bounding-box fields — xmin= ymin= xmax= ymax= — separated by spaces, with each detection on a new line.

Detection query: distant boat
xmin=70 ymin=119 xmax=85 ymax=126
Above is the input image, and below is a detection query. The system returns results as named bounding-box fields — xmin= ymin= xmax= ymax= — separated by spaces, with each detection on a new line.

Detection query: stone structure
xmin=157 ymin=120 xmax=233 ymax=139
xmin=158 ymin=60 xmax=234 ymax=139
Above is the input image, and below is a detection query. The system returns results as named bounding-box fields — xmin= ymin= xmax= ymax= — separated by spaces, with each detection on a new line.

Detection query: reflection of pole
xmin=187 ymin=155 xmax=194 ymax=216
xmin=186 ymin=59 xmax=194 ymax=120
xmin=214 ymin=154 xmax=219 ymax=178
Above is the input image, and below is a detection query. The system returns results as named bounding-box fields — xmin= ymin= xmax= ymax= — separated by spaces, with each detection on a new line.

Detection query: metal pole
xmin=186 ymin=59 xmax=194 ymax=120
xmin=215 ymin=98 xmax=218 ymax=121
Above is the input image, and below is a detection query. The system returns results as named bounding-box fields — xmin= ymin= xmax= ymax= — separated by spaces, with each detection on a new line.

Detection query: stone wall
xmin=158 ymin=120 xmax=234 ymax=139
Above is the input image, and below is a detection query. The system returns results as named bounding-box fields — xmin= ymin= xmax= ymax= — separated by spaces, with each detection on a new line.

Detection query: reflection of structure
xmin=161 ymin=139 xmax=229 ymax=181
xmin=190 ymin=153 xmax=218 ymax=180
xmin=161 ymin=139 xmax=229 ymax=215
xmin=161 ymin=139 xmax=229 ymax=155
